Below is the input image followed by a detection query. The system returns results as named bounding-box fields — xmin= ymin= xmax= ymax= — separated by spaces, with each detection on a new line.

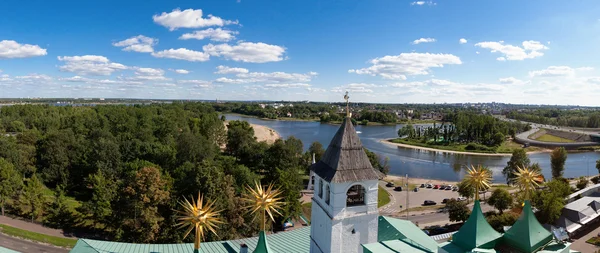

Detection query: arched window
xmin=346 ymin=184 xmax=365 ymax=207
xmin=318 ymin=179 xmax=324 ymax=198
xmin=325 ymin=184 xmax=330 ymax=205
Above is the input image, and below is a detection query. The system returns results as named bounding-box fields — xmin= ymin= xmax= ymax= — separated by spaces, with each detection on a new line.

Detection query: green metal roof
xmin=69 ymin=227 xmax=310 ymax=253
xmin=450 ymin=200 xmax=502 ymax=251
xmin=376 ymin=216 xmax=438 ymax=253
xmin=0 ymin=247 xmax=20 ymax=253
xmin=503 ymin=201 xmax=553 ymax=253
xmin=438 ymin=242 xmax=498 ymax=253
xmin=253 ymin=231 xmax=272 ymax=253
xmin=363 ymin=239 xmax=431 ymax=253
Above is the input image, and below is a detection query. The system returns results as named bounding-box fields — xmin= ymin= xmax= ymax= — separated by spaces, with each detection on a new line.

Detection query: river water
xmin=224 ymin=114 xmax=600 ymax=183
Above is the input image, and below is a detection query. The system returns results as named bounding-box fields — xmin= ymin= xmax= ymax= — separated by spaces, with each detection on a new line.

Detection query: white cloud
xmin=179 ymin=28 xmax=238 ymax=42
xmin=170 ymin=69 xmax=190 ymax=74
xmin=412 ymin=38 xmax=436 ymax=44
xmin=476 ymin=51 xmax=480 ymax=54
xmin=57 ymin=55 xmax=127 ymax=76
xmin=529 ymin=66 xmax=575 ymax=77
xmin=331 ymin=85 xmax=373 ymax=93
xmin=133 ymin=67 xmax=164 ymax=76
xmin=587 ymin=77 xmax=600 ymax=84
xmin=459 ymin=38 xmax=467 ymax=44
xmin=151 ymin=48 xmax=210 ymax=62
xmin=113 ymin=35 xmax=157 ymax=53
xmin=349 ymin=52 xmax=462 ymax=80
xmin=60 ymin=76 xmax=142 ymax=85
xmin=203 ymin=42 xmax=286 ymax=63
xmin=153 ymin=8 xmax=238 ymax=31
xmin=499 ymin=77 xmax=527 ymax=84
xmin=178 ymin=79 xmax=212 ymax=88
xmin=0 ymin=40 xmax=47 ymax=59
xmin=15 ymin=74 xmax=52 ymax=81
xmin=475 ymin=40 xmax=548 ymax=61
xmin=215 ymin=65 xmax=249 ymax=74
xmin=264 ymin=83 xmax=311 ymax=88
xmin=411 ymin=1 xmax=436 ymax=6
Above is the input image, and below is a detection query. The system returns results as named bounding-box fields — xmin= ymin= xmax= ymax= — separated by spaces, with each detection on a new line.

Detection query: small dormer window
xmin=346 ymin=184 xmax=365 ymax=207
xmin=325 ymin=184 xmax=330 ymax=205
xmin=318 ymin=179 xmax=324 ymax=198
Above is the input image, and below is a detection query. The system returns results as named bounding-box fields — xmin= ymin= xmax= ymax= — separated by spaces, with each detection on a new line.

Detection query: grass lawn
xmin=301 ymin=202 xmax=312 ymax=221
xmin=378 ymin=186 xmax=391 ymax=208
xmin=496 ymin=140 xmax=544 ymax=153
xmin=535 ymin=134 xmax=575 ymax=143
xmin=399 ymin=205 xmax=445 ymax=214
xmin=586 ymin=236 xmax=600 ymax=246
xmin=0 ymin=224 xmax=77 ymax=248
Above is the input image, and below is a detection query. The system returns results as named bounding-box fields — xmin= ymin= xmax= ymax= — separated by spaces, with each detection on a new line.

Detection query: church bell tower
xmin=309 ymin=92 xmax=380 ymax=253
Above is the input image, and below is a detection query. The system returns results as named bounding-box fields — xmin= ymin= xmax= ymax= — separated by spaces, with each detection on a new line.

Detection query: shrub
xmin=591 ymin=176 xmax=600 ymax=184
xmin=577 ymin=177 xmax=589 ymax=190
xmin=487 ymin=212 xmax=519 ymax=232
xmin=465 ymin=143 xmax=496 ymax=152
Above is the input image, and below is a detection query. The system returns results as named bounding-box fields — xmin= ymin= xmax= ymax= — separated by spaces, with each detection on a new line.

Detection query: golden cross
xmin=344 ymin=91 xmax=350 ymax=117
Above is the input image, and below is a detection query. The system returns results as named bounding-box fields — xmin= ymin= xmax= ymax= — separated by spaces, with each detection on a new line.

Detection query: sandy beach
xmin=224 ymin=121 xmax=281 ymax=144
xmin=380 ymin=139 xmax=549 ymax=157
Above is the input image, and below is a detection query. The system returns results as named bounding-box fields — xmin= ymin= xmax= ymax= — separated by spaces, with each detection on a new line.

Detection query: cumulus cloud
xmin=60 ymin=76 xmax=142 ymax=85
xmin=151 ymin=48 xmax=210 ymax=62
xmin=459 ymin=38 xmax=467 ymax=44
xmin=349 ymin=52 xmax=462 ymax=80
xmin=528 ymin=66 xmax=575 ymax=77
xmin=112 ymin=35 xmax=157 ymax=53
xmin=475 ymin=40 xmax=548 ymax=61
xmin=587 ymin=77 xmax=600 ymax=85
xmin=215 ymin=65 xmax=249 ymax=74
xmin=264 ymin=83 xmax=311 ymax=88
xmin=412 ymin=38 xmax=436 ymax=44
xmin=179 ymin=28 xmax=238 ymax=42
xmin=124 ymin=67 xmax=170 ymax=81
xmin=170 ymin=69 xmax=190 ymax=74
xmin=153 ymin=9 xmax=238 ymax=31
xmin=499 ymin=77 xmax=528 ymax=85
xmin=57 ymin=55 xmax=127 ymax=76
xmin=0 ymin=40 xmax=47 ymax=59
xmin=331 ymin=85 xmax=373 ymax=93
xmin=215 ymin=71 xmax=317 ymax=84
xmin=15 ymin=74 xmax=52 ymax=81
xmin=178 ymin=79 xmax=213 ymax=88
xmin=203 ymin=42 xmax=286 ymax=63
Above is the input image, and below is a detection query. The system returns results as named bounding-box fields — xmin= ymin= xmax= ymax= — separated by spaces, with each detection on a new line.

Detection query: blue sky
xmin=1 ymin=0 xmax=600 ymax=105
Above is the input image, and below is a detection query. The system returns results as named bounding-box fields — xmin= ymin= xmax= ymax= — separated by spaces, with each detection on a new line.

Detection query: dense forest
xmin=507 ymin=109 xmax=600 ymax=128
xmin=0 ymin=103 xmax=391 ymax=244
xmin=398 ymin=112 xmax=530 ymax=151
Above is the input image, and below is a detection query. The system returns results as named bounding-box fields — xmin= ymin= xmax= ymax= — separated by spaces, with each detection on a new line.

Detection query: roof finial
xmin=344 ymin=91 xmax=350 ymax=118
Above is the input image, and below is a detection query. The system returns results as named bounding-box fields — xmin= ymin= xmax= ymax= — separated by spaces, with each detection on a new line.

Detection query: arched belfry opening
xmin=346 ymin=184 xmax=365 ymax=207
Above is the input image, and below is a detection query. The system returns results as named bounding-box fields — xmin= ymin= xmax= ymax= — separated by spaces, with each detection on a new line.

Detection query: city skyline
xmin=1 ymin=0 xmax=600 ymax=105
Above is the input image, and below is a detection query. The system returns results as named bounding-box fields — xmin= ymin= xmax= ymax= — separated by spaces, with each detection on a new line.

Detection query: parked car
xmin=452 ymin=186 xmax=458 ymax=191
xmin=420 ymin=184 xmax=426 ymax=188
xmin=413 ymin=187 xmax=419 ymax=192
xmin=394 ymin=186 xmax=403 ymax=191
xmin=426 ymin=184 xmax=433 ymax=188
xmin=457 ymin=197 xmax=467 ymax=201
xmin=385 ymin=182 xmax=395 ymax=187
xmin=423 ymin=200 xmax=437 ymax=206
xmin=433 ymin=185 xmax=440 ymax=189
xmin=442 ymin=198 xmax=450 ymax=204
xmin=445 ymin=186 xmax=452 ymax=190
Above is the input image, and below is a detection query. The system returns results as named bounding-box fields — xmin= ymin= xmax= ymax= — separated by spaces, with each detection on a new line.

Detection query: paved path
xmin=570 ymin=220 xmax=600 ymax=253
xmin=0 ymin=233 xmax=68 ymax=253
xmin=0 ymin=216 xmax=70 ymax=238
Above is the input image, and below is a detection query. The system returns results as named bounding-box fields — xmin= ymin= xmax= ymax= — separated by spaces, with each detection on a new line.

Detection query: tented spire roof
xmin=253 ymin=231 xmax=272 ymax=253
xmin=451 ymin=200 xmax=502 ymax=251
xmin=503 ymin=200 xmax=553 ymax=253
xmin=311 ymin=117 xmax=380 ymax=183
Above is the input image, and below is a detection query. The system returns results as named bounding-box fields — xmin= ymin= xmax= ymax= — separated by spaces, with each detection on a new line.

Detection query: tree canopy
xmin=550 ymin=147 xmax=567 ymax=179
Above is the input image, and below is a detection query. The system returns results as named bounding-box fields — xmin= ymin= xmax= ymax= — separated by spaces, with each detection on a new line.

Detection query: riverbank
xmin=223 ymin=121 xmax=281 ymax=144
xmin=381 ymin=139 xmax=549 ymax=157
xmin=223 ymin=112 xmax=440 ymax=125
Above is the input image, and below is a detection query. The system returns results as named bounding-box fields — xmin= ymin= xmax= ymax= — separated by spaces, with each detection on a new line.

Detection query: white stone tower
xmin=309 ymin=105 xmax=380 ymax=253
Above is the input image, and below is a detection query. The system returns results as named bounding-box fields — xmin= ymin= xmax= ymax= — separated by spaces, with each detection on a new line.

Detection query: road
xmin=0 ymin=233 xmax=68 ymax=253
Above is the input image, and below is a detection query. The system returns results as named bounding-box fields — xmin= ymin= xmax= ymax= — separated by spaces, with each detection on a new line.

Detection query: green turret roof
xmin=253 ymin=231 xmax=272 ymax=253
xmin=451 ymin=200 xmax=502 ymax=251
xmin=503 ymin=200 xmax=553 ymax=253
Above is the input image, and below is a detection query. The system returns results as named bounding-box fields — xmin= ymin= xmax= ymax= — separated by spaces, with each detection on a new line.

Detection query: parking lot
xmin=379 ymin=181 xmax=464 ymax=211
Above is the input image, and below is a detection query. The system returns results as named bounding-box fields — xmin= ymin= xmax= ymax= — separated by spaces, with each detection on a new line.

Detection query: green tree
xmin=487 ymin=212 xmax=518 ymax=233
xmin=596 ymin=159 xmax=600 ymax=175
xmin=82 ymin=170 xmax=118 ymax=228
xmin=0 ymin=158 xmax=23 ymax=216
xmin=19 ymin=175 xmax=45 ymax=222
xmin=503 ymin=149 xmax=530 ymax=184
xmin=117 ymin=166 xmax=170 ymax=243
xmin=550 ymin=147 xmax=567 ymax=179
xmin=487 ymin=188 xmax=513 ymax=214
xmin=457 ymin=180 xmax=475 ymax=200
xmin=307 ymin=141 xmax=325 ymax=163
xmin=398 ymin=124 xmax=415 ymax=139
xmin=492 ymin=132 xmax=504 ymax=146
xmin=446 ymin=199 xmax=470 ymax=222
xmin=532 ymin=179 xmax=570 ymax=224
xmin=226 ymin=120 xmax=256 ymax=157
xmin=46 ymin=187 xmax=73 ymax=228
xmin=576 ymin=177 xmax=589 ymax=190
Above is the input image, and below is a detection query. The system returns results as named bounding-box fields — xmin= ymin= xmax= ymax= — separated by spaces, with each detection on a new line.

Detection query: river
xmin=224 ymin=114 xmax=600 ymax=183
